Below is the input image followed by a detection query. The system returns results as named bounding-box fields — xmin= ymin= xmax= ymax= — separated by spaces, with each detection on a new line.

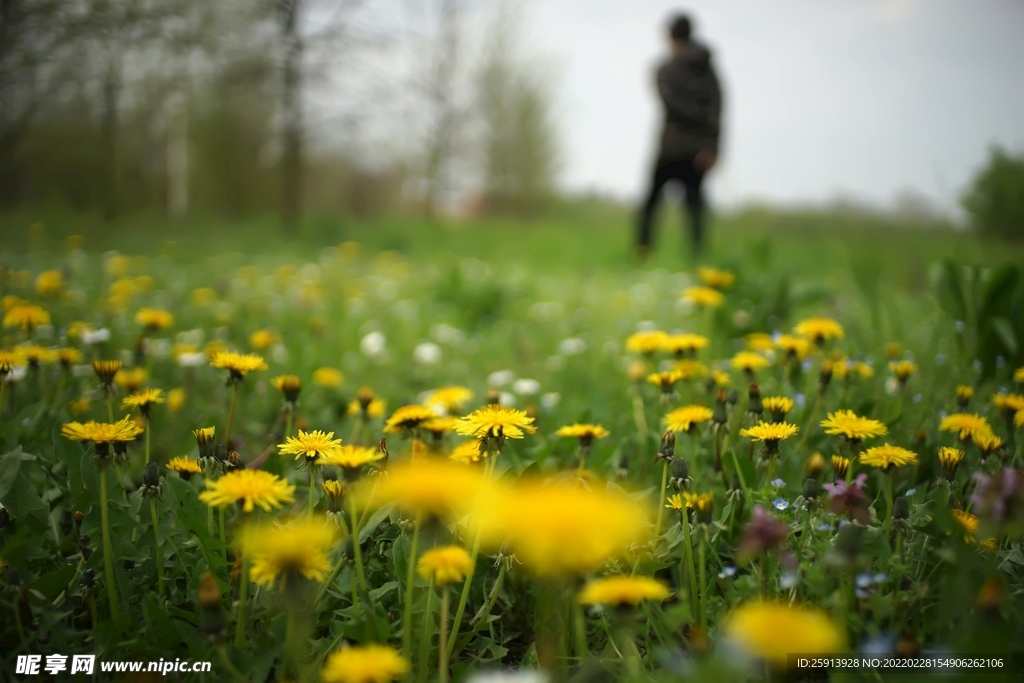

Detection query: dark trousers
xmin=636 ymin=157 xmax=705 ymax=255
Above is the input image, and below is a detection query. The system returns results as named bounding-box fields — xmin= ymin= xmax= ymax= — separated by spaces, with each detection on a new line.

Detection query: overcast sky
xmin=518 ymin=0 xmax=1024 ymax=210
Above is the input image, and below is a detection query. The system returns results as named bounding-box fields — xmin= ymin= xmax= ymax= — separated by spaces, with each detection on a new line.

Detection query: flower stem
xmin=224 ymin=384 xmax=238 ymax=445
xmin=149 ymin=498 xmax=164 ymax=596
xmin=417 ymin=578 xmax=435 ymax=683
xmin=99 ymin=468 xmax=119 ymax=620
xmin=235 ymin=555 xmax=250 ymax=649
xmin=308 ymin=467 xmax=317 ymax=519
xmin=654 ymin=460 xmax=669 ymax=536
xmin=106 ymin=394 xmax=113 ymax=422
xmin=698 ymin=536 xmax=707 ymax=630
xmin=144 ymin=417 xmax=151 ymax=464
xmin=284 ymin=403 xmax=294 ymax=439
xmin=348 ymin=498 xmax=367 ymax=591
xmin=439 ymin=588 xmax=451 ymax=683
xmin=49 ymin=372 xmax=65 ymax=415
xmin=402 ymin=512 xmax=423 ymax=661
xmin=218 ymin=508 xmax=227 ymax=563
xmin=884 ymin=472 xmax=894 ymax=541
xmin=681 ymin=512 xmax=698 ymax=619
xmin=572 ymin=598 xmax=588 ymax=666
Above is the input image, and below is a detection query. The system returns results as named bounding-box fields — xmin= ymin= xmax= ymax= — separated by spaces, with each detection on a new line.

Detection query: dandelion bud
xmin=225 ymin=450 xmax=244 ymax=471
xmin=956 ymin=385 xmax=973 ymax=408
xmin=893 ymin=496 xmax=909 ymax=520
xmin=143 ymin=461 xmax=160 ymax=489
xmin=659 ymin=430 xmax=676 ymax=460
xmin=819 ymin=361 xmax=833 ymax=391
xmin=356 ymin=386 xmax=375 ymax=411
xmin=485 ymin=386 xmax=501 ymax=405
xmin=670 ymin=457 xmax=689 ymax=490
xmin=92 ymin=359 xmax=121 ymax=386
xmin=726 ymin=388 xmax=739 ymax=405
xmin=831 ymin=455 xmax=849 ymax=478
xmin=915 ymin=428 xmax=928 ymax=445
xmin=938 ymin=447 xmax=964 ymax=481
xmin=627 ymin=360 xmax=647 ymax=383
xmin=198 ymin=572 xmax=225 ymax=637
xmin=695 ymin=492 xmax=714 ymax=524
xmin=272 ymin=374 xmax=302 ymax=404
xmin=747 ymin=382 xmax=763 ymax=417
xmin=802 ymin=478 xmax=820 ymax=500
xmin=712 ymin=388 xmax=729 ymax=426
xmin=804 ymin=452 xmax=826 ymax=478
xmin=74 ymin=510 xmax=85 ymax=526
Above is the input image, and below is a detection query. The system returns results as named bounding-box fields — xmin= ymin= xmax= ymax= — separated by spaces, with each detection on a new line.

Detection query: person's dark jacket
xmin=656 ymin=40 xmax=722 ymax=161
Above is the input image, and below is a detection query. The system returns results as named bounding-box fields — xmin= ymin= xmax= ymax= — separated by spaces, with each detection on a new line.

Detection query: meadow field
xmin=1 ymin=207 xmax=1024 ymax=683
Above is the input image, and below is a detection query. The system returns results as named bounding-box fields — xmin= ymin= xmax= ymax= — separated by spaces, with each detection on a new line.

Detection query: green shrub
xmin=962 ymin=146 xmax=1024 ymax=240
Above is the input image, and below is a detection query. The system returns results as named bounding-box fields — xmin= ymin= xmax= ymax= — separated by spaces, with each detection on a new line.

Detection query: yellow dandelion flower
xmin=422 ymin=416 xmax=461 ymax=435
xmin=166 ymin=456 xmax=202 ymax=475
xmin=820 ymin=410 xmax=888 ymax=441
xmin=319 ymin=444 xmax=385 ymax=470
xmin=666 ymin=493 xmax=700 ymax=512
xmin=210 ymin=351 xmax=268 ymax=380
xmin=776 ymin=335 xmax=811 ymax=361
xmin=417 ymin=545 xmax=474 ymax=585
xmin=851 ymin=361 xmax=874 ymax=379
xmin=121 ymin=387 xmax=165 ymax=415
xmin=556 ymin=423 xmax=610 ymax=442
xmin=322 ymin=479 xmax=345 ymax=501
xmin=697 ymin=266 xmax=735 ymax=290
xmin=360 ymin=459 xmax=490 ymax=519
xmin=956 ymin=385 xmax=974 ymax=405
xmin=134 ymin=307 xmax=174 ymax=331
xmin=579 ymin=575 xmax=669 ymax=607
xmin=455 ymin=404 xmax=537 ymax=440
xmin=35 ymin=270 xmax=64 ymax=296
xmin=730 ymin=351 xmax=770 ymax=373
xmin=723 ymin=601 xmax=844 ymax=667
xmin=1015 ymin=366 xmax=1024 ymax=383
xmin=625 ymin=330 xmax=669 ymax=355
xmin=663 ymin=332 xmax=709 ymax=356
xmin=20 ymin=345 xmax=56 ymax=365
xmin=709 ymin=368 xmax=732 ymax=387
xmin=939 ymin=413 xmax=994 ymax=442
xmin=191 ymin=287 xmax=217 ymax=307
xmin=647 ymin=369 xmax=684 ymax=391
xmin=384 ymin=404 xmax=441 ymax=434
xmin=682 ymin=286 xmax=725 ymax=308
xmin=805 ymin=452 xmax=826 ymax=476
xmin=321 ymin=644 xmax=409 ymax=683
xmin=57 ymin=347 xmax=83 ymax=366
xmin=167 ymin=387 xmax=185 ymax=413
xmin=762 ymin=396 xmax=794 ymax=421
xmin=740 ymin=421 xmax=799 ymax=445
xmin=793 ymin=317 xmax=844 ymax=344
xmin=858 ymin=443 xmax=918 ymax=470
xmin=425 ymin=386 xmax=474 ymax=413
xmin=70 ymin=397 xmax=90 ymax=416
xmin=114 ymin=367 xmax=147 ymax=392
xmin=272 ymin=374 xmax=302 ymax=402
xmin=240 ymin=517 xmax=339 ymax=586
xmin=199 ymin=470 xmax=296 ymax=513
xmin=975 ymin=431 xmax=1003 ymax=457
xmin=349 ymin=397 xmax=387 ymax=419
xmin=889 ymin=360 xmax=918 ymax=383
xmin=61 ymin=416 xmax=143 ymax=446
xmin=249 ymin=329 xmax=278 ymax=350
xmin=663 ymin=405 xmax=714 ymax=432
xmin=3 ymin=303 xmax=50 ymax=331
xmin=92 ymin=359 xmax=122 ymax=384
xmin=951 ymin=509 xmax=997 ymax=552
xmin=0 ymin=347 xmax=28 ymax=375
xmin=471 ymin=480 xmax=648 ymax=578
xmin=745 ymin=333 xmax=774 ymax=351
xmin=992 ymin=393 xmax=1024 ymax=415
xmin=674 ymin=359 xmax=709 ymax=379
xmin=279 ymin=429 xmax=342 ymax=464
xmin=449 ymin=440 xmax=486 ymax=464
xmin=1016 ymin=410 xmax=1024 ymax=429
xmin=313 ymin=367 xmax=344 ymax=388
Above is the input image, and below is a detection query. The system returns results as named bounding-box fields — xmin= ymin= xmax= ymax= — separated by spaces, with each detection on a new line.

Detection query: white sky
xmin=520 ymin=0 xmax=1024 ymax=210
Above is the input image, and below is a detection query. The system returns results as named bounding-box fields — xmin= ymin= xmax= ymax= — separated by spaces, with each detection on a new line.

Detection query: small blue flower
xmin=718 ymin=566 xmax=737 ymax=579
xmin=954 ymin=320 xmax=965 ymax=333
xmin=770 ymin=478 xmax=786 ymax=488
xmin=996 ymin=356 xmax=1006 ymax=368
xmin=855 ymin=588 xmax=870 ymax=599
xmin=912 ymin=393 xmax=922 ymax=404
xmin=801 ymin=359 xmax=813 ymax=373
xmin=773 ymin=497 xmax=790 ymax=511
xmin=816 ymin=523 xmax=832 ymax=532
xmin=780 ymin=571 xmax=798 ymax=589
xmin=873 ymin=572 xmax=887 ymax=584
xmin=856 ymin=573 xmax=874 ymax=588
xmin=972 ymin=359 xmax=983 ymax=371
xmin=905 ymin=488 xmax=916 ymax=496
xmin=935 ymin=353 xmax=946 ymax=365
xmin=861 ymin=636 xmax=896 ymax=657
xmin=794 ymin=393 xmax=806 ymax=408
xmin=938 ymin=410 xmax=947 ymax=419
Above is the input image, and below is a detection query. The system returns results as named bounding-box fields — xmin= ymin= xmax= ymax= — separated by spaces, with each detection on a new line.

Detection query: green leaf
xmin=930 ymin=259 xmax=968 ymax=323
xmin=991 ymin=316 xmax=1019 ymax=354
xmin=30 ymin=564 xmax=78 ymax=601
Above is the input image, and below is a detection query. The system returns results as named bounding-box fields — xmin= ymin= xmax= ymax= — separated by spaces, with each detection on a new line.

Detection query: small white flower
xmin=732 ymin=309 xmax=751 ymax=329
xmin=512 ymin=378 xmax=540 ymax=395
xmin=360 ymin=331 xmax=387 ymax=358
xmin=558 ymin=338 xmax=586 ymax=356
xmin=499 ymin=392 xmax=516 ymax=406
xmin=488 ymin=369 xmax=515 ymax=387
xmin=177 ymin=352 xmax=206 ymax=368
xmin=271 ymin=344 xmax=289 ymax=364
xmin=540 ymin=392 xmax=561 ymax=410
xmin=148 ymin=339 xmax=171 ymax=359
xmin=430 ymin=324 xmax=465 ymax=345
xmin=81 ymin=328 xmax=111 ymax=345
xmin=468 ymin=671 xmax=549 ymax=683
xmin=413 ymin=342 xmax=442 ymax=365
xmin=885 ymin=377 xmax=899 ymax=395
xmin=674 ymin=297 xmax=695 ymax=316
xmin=4 ymin=366 xmax=27 ymax=384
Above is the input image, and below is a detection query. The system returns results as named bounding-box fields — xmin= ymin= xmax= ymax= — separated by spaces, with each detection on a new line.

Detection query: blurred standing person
xmin=636 ymin=13 xmax=722 ymax=261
